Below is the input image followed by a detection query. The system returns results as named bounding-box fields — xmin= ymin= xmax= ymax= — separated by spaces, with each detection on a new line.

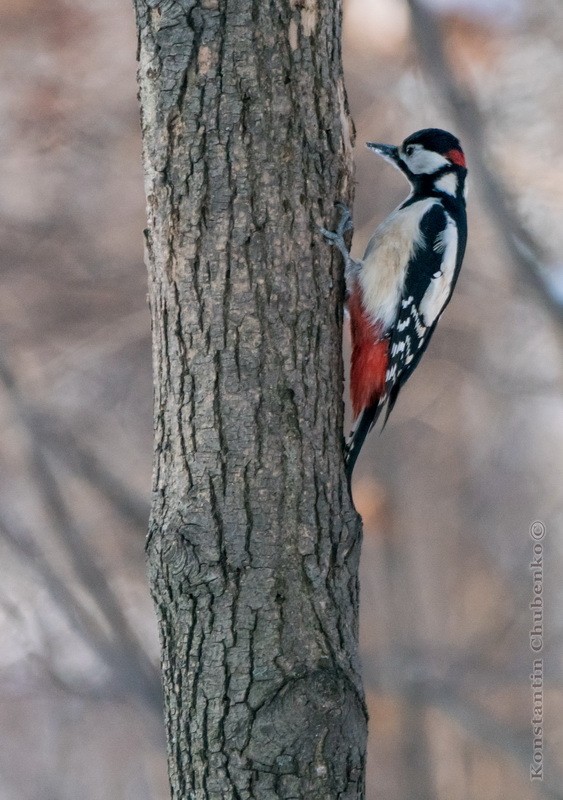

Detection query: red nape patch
xmin=445 ymin=148 xmax=466 ymax=168
xmin=348 ymin=288 xmax=389 ymax=419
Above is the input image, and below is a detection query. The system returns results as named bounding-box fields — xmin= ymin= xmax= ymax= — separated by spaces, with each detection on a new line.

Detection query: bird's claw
xmin=319 ymin=203 xmax=353 ymax=247
xmin=334 ymin=202 xmax=353 ymax=236
xmin=319 ymin=203 xmax=360 ymax=284
xmin=319 ymin=226 xmax=338 ymax=244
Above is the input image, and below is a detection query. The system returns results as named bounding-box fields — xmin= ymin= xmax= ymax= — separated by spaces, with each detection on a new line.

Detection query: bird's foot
xmin=319 ymin=203 xmax=359 ymax=280
xmin=320 ymin=203 xmax=360 ymax=286
xmin=320 ymin=202 xmax=353 ymax=243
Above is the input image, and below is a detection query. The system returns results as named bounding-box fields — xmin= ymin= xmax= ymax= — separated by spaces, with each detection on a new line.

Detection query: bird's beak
xmin=366 ymin=142 xmax=409 ymax=178
xmin=366 ymin=143 xmax=400 ymax=164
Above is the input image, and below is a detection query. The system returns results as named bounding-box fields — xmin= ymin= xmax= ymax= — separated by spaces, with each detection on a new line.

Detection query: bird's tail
xmin=345 ymin=402 xmax=383 ymax=482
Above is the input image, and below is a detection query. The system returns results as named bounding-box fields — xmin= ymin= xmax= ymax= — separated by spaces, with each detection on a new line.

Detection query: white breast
xmin=359 ymin=198 xmax=438 ymax=330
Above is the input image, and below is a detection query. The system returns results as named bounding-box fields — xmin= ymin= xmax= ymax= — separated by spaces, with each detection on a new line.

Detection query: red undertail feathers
xmin=348 ymin=287 xmax=389 ymax=419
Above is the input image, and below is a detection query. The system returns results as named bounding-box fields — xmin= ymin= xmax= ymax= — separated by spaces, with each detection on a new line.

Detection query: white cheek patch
xmin=403 ymin=147 xmax=450 ymax=175
xmin=434 ymin=172 xmax=458 ymax=196
xmin=419 ymin=214 xmax=458 ymax=327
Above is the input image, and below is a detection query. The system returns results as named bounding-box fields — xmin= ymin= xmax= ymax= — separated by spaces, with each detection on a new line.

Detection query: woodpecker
xmin=321 ymin=128 xmax=468 ymax=480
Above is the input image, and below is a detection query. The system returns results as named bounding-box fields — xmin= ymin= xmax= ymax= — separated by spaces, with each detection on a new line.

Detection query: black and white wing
xmin=384 ymin=202 xmax=462 ymax=419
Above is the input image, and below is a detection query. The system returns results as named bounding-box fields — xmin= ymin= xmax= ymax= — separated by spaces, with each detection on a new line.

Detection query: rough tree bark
xmin=134 ymin=1 xmax=366 ymax=797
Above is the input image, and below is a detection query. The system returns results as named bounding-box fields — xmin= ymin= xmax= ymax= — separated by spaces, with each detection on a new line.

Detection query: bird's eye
xmin=405 ymin=145 xmax=415 ymax=157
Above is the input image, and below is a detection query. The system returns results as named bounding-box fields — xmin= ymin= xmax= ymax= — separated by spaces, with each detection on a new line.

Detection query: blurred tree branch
xmin=0 ymin=511 xmax=161 ymax=711
xmin=363 ymin=660 xmax=563 ymax=800
xmin=0 ymin=355 xmax=160 ymax=712
xmin=0 ymin=355 xmax=149 ymax=531
xmin=407 ymin=0 xmax=563 ymax=329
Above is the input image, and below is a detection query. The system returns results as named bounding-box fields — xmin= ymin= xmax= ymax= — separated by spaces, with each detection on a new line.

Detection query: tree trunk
xmin=133 ymin=1 xmax=366 ymax=797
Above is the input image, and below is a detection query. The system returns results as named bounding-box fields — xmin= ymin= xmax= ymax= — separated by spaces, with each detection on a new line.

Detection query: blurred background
xmin=0 ymin=0 xmax=561 ymax=798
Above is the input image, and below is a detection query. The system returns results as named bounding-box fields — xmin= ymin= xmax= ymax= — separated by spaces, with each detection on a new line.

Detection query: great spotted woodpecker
xmin=322 ymin=128 xmax=468 ymax=479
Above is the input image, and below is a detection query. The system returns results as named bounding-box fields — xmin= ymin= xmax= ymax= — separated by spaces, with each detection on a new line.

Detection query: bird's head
xmin=367 ymin=128 xmax=467 ymax=196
